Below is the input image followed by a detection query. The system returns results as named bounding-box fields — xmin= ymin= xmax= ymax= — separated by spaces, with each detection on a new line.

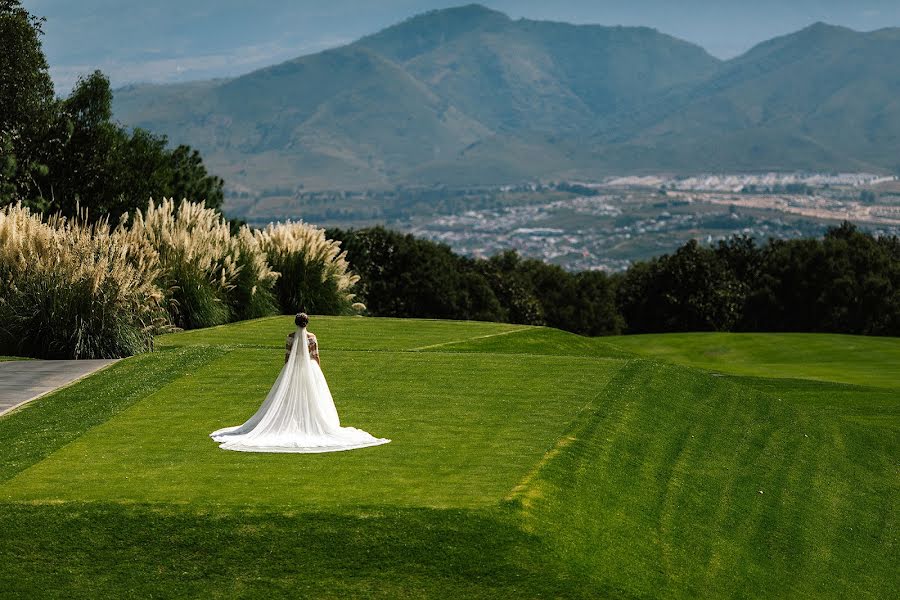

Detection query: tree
xmin=332 ymin=226 xmax=504 ymax=321
xmin=573 ymin=270 xmax=624 ymax=336
xmin=44 ymin=71 xmax=120 ymax=216
xmin=618 ymin=240 xmax=746 ymax=333
xmin=168 ymin=145 xmax=224 ymax=212
xmin=479 ymin=251 xmax=544 ymax=326
xmin=46 ymin=71 xmax=225 ymax=222
xmin=1 ymin=5 xmax=224 ymax=220
xmin=0 ymin=1 xmax=56 ymax=206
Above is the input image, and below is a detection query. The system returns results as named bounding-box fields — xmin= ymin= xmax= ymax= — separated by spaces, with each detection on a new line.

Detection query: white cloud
xmin=50 ymin=35 xmax=351 ymax=93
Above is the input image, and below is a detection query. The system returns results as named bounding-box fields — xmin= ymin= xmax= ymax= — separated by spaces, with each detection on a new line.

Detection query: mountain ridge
xmin=112 ymin=4 xmax=900 ymax=191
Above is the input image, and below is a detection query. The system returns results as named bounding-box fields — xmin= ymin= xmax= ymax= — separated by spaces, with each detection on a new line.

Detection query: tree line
xmin=1 ymin=1 xmax=222 ymax=222
xmin=329 ymin=224 xmax=900 ymax=337
xmin=4 ymin=1 xmax=898 ymax=340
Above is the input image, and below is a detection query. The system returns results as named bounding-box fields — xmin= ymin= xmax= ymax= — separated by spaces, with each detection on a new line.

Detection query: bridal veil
xmin=210 ymin=327 xmax=390 ymax=453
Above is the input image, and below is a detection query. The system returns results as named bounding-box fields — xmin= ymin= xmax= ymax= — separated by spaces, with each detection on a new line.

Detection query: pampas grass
xmin=255 ymin=221 xmax=358 ymax=315
xmin=0 ymin=203 xmax=167 ymax=358
xmin=127 ymin=199 xmax=279 ymax=329
xmin=231 ymin=226 xmax=279 ymax=321
xmin=0 ymin=199 xmax=356 ymax=358
xmin=127 ymin=199 xmax=237 ymax=329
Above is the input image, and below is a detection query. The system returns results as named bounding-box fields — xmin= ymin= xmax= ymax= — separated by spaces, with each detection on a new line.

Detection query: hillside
xmin=596 ymin=22 xmax=900 ymax=172
xmin=111 ymin=5 xmax=900 ymax=192
xmin=112 ymin=4 xmax=722 ymax=190
xmin=1 ymin=317 xmax=896 ymax=597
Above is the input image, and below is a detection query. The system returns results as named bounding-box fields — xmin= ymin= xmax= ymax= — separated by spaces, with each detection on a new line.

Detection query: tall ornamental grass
xmin=127 ymin=199 xmax=278 ymax=329
xmin=231 ymin=226 xmax=280 ymax=321
xmin=255 ymin=221 xmax=358 ymax=315
xmin=0 ymin=199 xmax=357 ymax=359
xmin=0 ymin=203 xmax=167 ymax=358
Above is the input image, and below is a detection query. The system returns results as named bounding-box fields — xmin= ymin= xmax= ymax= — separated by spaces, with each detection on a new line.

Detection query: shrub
xmin=0 ymin=203 xmax=167 ymax=358
xmin=617 ymin=240 xmax=746 ymax=333
xmin=743 ymin=223 xmax=900 ymax=335
xmin=127 ymin=198 xmax=278 ymax=329
xmin=477 ymin=251 xmax=545 ymax=326
xmin=330 ymin=226 xmax=505 ymax=321
xmin=254 ymin=221 xmax=358 ymax=315
xmin=230 ymin=226 xmax=279 ymax=321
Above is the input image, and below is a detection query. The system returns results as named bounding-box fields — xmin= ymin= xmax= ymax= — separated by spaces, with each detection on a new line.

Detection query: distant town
xmin=405 ymin=173 xmax=900 ymax=271
xmin=226 ymin=172 xmax=900 ymax=272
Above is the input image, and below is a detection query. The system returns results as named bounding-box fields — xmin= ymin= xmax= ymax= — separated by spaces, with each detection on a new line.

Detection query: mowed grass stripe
xmin=725 ymin=374 xmax=900 ymax=421
xmin=516 ymin=359 xmax=898 ymax=598
xmin=156 ymin=315 xmax=528 ymax=351
xmin=0 ymin=346 xmax=227 ymax=483
xmin=609 ymin=332 xmax=900 ymax=388
xmin=410 ymin=326 xmax=536 ymax=351
xmin=0 ymin=503 xmax=600 ymax=600
xmin=418 ymin=327 xmax=635 ymax=359
xmin=3 ymin=348 xmax=625 ymax=508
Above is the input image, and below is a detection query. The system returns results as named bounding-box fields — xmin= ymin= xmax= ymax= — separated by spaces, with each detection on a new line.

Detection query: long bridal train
xmin=210 ymin=327 xmax=390 ymax=453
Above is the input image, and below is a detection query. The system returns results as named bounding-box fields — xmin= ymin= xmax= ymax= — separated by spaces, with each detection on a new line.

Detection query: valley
xmin=226 ymin=172 xmax=900 ymax=271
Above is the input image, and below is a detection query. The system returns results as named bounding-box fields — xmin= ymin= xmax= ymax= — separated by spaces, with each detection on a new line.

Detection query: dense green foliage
xmin=619 ymin=223 xmax=900 ymax=335
xmin=0 ymin=2 xmax=222 ymax=222
xmin=330 ymin=226 xmax=622 ymax=335
xmin=330 ymin=223 xmax=899 ymax=337
xmin=0 ymin=2 xmax=54 ymax=203
xmin=0 ymin=317 xmax=895 ymax=597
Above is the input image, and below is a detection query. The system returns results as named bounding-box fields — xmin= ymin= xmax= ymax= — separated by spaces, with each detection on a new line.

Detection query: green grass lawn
xmin=608 ymin=332 xmax=900 ymax=387
xmin=0 ymin=318 xmax=896 ymax=598
xmin=4 ymin=348 xmax=619 ymax=508
xmin=155 ymin=315 xmax=535 ymax=352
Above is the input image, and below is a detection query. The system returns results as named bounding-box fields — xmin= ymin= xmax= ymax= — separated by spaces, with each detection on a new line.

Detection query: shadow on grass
xmin=0 ymin=502 xmax=632 ymax=599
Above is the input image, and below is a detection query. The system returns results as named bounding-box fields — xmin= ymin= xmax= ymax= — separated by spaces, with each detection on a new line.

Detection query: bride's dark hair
xmin=295 ymin=312 xmax=310 ymax=328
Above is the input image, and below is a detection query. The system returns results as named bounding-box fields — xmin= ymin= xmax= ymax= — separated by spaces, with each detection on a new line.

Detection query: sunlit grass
xmin=4 ymin=348 xmax=621 ymax=508
xmin=606 ymin=331 xmax=900 ymax=388
xmin=0 ymin=319 xmax=895 ymax=598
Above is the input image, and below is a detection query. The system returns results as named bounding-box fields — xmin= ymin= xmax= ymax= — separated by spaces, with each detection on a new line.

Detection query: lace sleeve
xmin=307 ymin=334 xmax=319 ymax=360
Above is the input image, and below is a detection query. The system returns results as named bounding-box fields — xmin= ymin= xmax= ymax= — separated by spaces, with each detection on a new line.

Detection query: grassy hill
xmin=0 ymin=317 xmax=896 ymax=597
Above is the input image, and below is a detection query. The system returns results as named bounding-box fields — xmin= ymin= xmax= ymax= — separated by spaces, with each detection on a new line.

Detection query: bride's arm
xmin=307 ymin=332 xmax=321 ymax=367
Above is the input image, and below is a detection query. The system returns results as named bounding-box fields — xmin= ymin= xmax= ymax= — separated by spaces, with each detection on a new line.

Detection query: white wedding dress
xmin=210 ymin=327 xmax=390 ymax=453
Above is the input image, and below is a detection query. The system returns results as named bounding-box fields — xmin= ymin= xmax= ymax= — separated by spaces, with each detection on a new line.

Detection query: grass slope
xmin=3 ymin=348 xmax=619 ymax=508
xmin=0 ymin=318 xmax=896 ymax=598
xmin=519 ymin=361 xmax=897 ymax=599
xmin=608 ymin=332 xmax=900 ymax=387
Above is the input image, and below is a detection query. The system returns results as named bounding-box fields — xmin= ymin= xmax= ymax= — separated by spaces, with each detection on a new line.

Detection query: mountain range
xmin=112 ymin=4 xmax=900 ymax=191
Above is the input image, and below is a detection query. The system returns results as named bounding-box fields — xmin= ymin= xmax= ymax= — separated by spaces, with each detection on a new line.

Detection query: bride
xmin=210 ymin=313 xmax=390 ymax=453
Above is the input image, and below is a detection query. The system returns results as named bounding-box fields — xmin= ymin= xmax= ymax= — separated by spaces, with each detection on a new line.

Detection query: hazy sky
xmin=23 ymin=0 xmax=900 ymax=92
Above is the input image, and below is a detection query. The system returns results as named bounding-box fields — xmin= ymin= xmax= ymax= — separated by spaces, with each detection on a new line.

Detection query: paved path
xmin=0 ymin=359 xmax=119 ymax=416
